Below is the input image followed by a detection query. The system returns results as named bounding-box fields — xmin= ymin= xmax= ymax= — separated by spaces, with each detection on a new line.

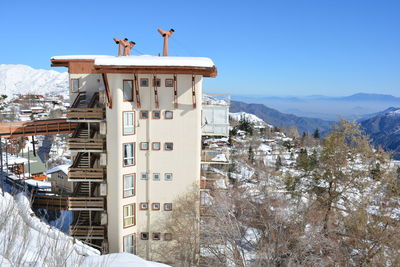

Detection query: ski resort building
xmin=48 ymin=53 xmax=229 ymax=260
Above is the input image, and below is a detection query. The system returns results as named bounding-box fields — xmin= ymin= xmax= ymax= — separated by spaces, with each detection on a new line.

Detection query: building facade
xmin=51 ymin=55 xmax=218 ymax=260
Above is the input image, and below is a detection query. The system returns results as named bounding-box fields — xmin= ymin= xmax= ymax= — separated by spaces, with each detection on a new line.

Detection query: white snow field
xmin=0 ymin=190 xmax=169 ymax=267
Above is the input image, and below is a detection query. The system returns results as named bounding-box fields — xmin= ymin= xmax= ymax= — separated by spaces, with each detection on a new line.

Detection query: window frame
xmin=140 ymin=78 xmax=149 ymax=87
xmin=152 ymin=111 xmax=161 ymax=119
xmin=164 ymin=110 xmax=173 ymax=119
xmin=153 ymin=173 xmax=160 ymax=181
xmin=140 ymin=173 xmax=148 ymax=180
xmin=152 ymin=142 xmax=161 ymax=151
xmin=123 ymin=204 xmax=135 ymax=228
xmin=140 ymin=110 xmax=149 ymax=119
xmin=140 ymin=232 xmax=149 ymax=240
xmin=164 ymin=142 xmax=174 ymax=151
xmin=152 ymin=232 xmax=161 ymax=240
xmin=164 ymin=173 xmax=173 ymax=181
xmin=123 ymin=173 xmax=135 ymax=198
xmin=164 ymin=203 xmax=173 ymax=211
xmin=123 ymin=142 xmax=135 ymax=167
xmin=140 ymin=142 xmax=149 ymax=151
xmin=164 ymin=233 xmax=172 ymax=241
xmin=151 ymin=203 xmax=160 ymax=210
xmin=123 ymin=80 xmax=134 ymax=102
xmin=139 ymin=202 xmax=149 ymax=210
xmin=122 ymin=111 xmax=135 ymax=136
xmin=123 ymin=234 xmax=136 ymax=254
xmin=71 ymin=79 xmax=80 ymax=93
xmin=165 ymin=78 xmax=174 ymax=87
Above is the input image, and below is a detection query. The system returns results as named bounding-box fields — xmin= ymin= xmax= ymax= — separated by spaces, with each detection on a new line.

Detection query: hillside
xmin=360 ymin=108 xmax=400 ymax=159
xmin=0 ymin=64 xmax=68 ymax=97
xmin=230 ymin=100 xmax=334 ymax=134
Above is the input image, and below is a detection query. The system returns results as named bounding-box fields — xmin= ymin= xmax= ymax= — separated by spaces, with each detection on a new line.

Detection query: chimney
xmin=157 ymin=28 xmax=174 ymax=56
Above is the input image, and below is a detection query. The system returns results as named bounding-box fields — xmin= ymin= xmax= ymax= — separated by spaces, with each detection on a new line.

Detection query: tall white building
xmin=50 ymin=54 xmax=224 ymax=261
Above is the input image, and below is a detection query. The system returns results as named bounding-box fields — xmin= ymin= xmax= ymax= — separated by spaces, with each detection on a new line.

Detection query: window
xmin=152 ymin=203 xmax=160 ymax=210
xmin=165 ymin=79 xmax=174 ymax=87
xmin=140 ymin=111 xmax=149 ymax=119
xmin=123 ymin=111 xmax=135 ymax=135
xmin=164 ymin=203 xmax=172 ymax=211
xmin=152 ymin=142 xmax=161 ymax=150
xmin=152 ymin=232 xmax=161 ymax=240
xmin=152 ymin=78 xmax=161 ymax=87
xmin=152 ymin=111 xmax=161 ymax=119
xmin=123 ymin=204 xmax=135 ymax=227
xmin=123 ymin=234 xmax=135 ymax=254
xmin=140 ymin=202 xmax=148 ymax=210
xmin=71 ymin=79 xmax=79 ymax=93
xmin=140 ymin=78 xmax=149 ymax=87
xmin=141 ymin=232 xmax=149 ymax=240
xmin=140 ymin=142 xmax=149 ymax=150
xmin=164 ymin=173 xmax=173 ymax=181
xmin=123 ymin=143 xmax=135 ymax=166
xmin=153 ymin=173 xmax=160 ymax=181
xmin=123 ymin=174 xmax=135 ymax=198
xmin=123 ymin=80 xmax=133 ymax=101
xmin=140 ymin=173 xmax=148 ymax=180
xmin=164 ymin=233 xmax=172 ymax=241
xmin=165 ymin=111 xmax=173 ymax=119
xmin=165 ymin=143 xmax=173 ymax=151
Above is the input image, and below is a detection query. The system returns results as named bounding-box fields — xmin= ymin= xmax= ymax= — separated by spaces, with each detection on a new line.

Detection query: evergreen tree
xmin=248 ymin=146 xmax=255 ymax=163
xmin=313 ymin=128 xmax=320 ymax=139
xmin=275 ymin=155 xmax=282 ymax=170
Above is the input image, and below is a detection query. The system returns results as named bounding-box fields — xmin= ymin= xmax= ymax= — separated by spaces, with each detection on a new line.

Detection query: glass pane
xmin=124 ymin=112 xmax=134 ymax=134
xmin=72 ymin=79 xmax=79 ymax=93
xmin=123 ymin=81 xmax=133 ymax=101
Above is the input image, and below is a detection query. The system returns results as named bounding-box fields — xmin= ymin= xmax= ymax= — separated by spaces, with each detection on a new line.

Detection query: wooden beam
xmin=134 ymin=74 xmax=141 ymax=108
xmin=153 ymin=75 xmax=159 ymax=109
xmin=192 ymin=75 xmax=197 ymax=108
xmin=102 ymin=73 xmax=112 ymax=108
xmin=173 ymin=74 xmax=178 ymax=108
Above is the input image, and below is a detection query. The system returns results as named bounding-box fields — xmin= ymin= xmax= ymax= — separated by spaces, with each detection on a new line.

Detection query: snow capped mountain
xmin=229 ymin=112 xmax=269 ymax=126
xmin=0 ymin=64 xmax=68 ymax=97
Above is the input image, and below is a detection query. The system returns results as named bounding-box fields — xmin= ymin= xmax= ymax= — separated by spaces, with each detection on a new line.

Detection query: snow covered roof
xmin=51 ymin=55 xmax=215 ymax=68
xmin=45 ymin=164 xmax=70 ymax=175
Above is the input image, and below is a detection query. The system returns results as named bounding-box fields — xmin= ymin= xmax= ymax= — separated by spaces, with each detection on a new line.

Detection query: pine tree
xmin=248 ymin=146 xmax=255 ymax=163
xmin=313 ymin=128 xmax=320 ymax=139
xmin=275 ymin=155 xmax=282 ymax=170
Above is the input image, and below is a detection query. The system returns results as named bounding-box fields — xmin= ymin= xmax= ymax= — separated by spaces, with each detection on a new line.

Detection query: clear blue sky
xmin=1 ymin=0 xmax=399 ymax=96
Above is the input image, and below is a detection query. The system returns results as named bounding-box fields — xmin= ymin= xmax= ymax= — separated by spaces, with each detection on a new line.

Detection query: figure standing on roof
xmin=157 ymin=28 xmax=174 ymax=56
xmin=113 ymin=38 xmax=129 ymax=56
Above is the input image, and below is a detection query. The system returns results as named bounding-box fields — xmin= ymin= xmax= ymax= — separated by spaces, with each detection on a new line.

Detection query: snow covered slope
xmin=0 ymin=64 xmax=68 ymax=97
xmin=230 ymin=112 xmax=272 ymax=127
xmin=0 ymin=190 xmax=169 ymax=267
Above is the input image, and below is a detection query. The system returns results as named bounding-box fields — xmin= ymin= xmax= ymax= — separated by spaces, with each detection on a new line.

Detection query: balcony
xmin=68 ymin=168 xmax=105 ymax=182
xmin=201 ymin=149 xmax=230 ymax=164
xmin=69 ymin=225 xmax=105 ymax=240
xmin=68 ymin=138 xmax=105 ymax=152
xmin=32 ymin=195 xmax=105 ymax=211
xmin=201 ymin=169 xmax=228 ymax=180
xmin=67 ymin=108 xmax=105 ymax=120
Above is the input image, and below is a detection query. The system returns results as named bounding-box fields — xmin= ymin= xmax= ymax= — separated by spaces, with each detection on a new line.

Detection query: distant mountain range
xmin=360 ymin=108 xmax=400 ymax=160
xmin=232 ymin=93 xmax=400 ymax=121
xmin=230 ymin=101 xmax=334 ymax=134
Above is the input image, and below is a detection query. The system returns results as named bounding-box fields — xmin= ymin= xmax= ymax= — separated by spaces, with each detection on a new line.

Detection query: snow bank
xmin=0 ymin=190 xmax=170 ymax=267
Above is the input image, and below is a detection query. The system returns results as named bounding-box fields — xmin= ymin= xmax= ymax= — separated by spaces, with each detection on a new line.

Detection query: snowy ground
xmin=0 ymin=189 xmax=169 ymax=267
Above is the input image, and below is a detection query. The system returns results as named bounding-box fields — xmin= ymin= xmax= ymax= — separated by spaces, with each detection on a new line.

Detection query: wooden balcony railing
xmin=68 ymin=138 xmax=105 ymax=150
xmin=68 ymin=168 xmax=105 ymax=182
xmin=68 ymin=197 xmax=105 ymax=210
xmin=201 ymin=150 xmax=230 ymax=164
xmin=67 ymin=108 xmax=105 ymax=120
xmin=69 ymin=225 xmax=105 ymax=239
xmin=32 ymin=195 xmax=105 ymax=211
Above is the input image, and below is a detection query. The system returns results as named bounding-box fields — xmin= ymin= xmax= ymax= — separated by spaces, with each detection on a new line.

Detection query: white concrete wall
xmin=106 ymin=74 xmax=202 ymax=259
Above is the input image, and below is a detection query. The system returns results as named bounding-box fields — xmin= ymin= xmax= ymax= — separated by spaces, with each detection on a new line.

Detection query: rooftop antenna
xmin=157 ymin=28 xmax=174 ymax=56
